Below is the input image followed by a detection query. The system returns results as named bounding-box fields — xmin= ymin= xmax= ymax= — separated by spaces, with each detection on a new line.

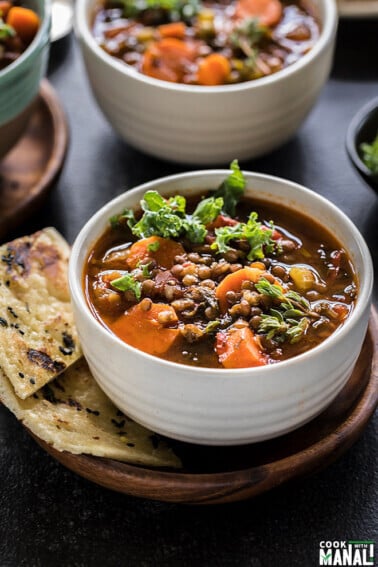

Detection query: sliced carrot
xmin=126 ymin=236 xmax=185 ymax=270
xmin=197 ymin=53 xmax=231 ymax=86
xmin=111 ymin=302 xmax=180 ymax=355
xmin=206 ymin=214 xmax=239 ymax=230
xmin=158 ymin=22 xmax=187 ymax=39
xmin=216 ymin=267 xmax=265 ymax=312
xmin=216 ymin=327 xmax=267 ymax=368
xmin=0 ymin=1 xmax=11 ymax=19
xmin=234 ymin=0 xmax=283 ymax=27
xmin=6 ymin=6 xmax=40 ymax=44
xmin=142 ymin=38 xmax=197 ymax=83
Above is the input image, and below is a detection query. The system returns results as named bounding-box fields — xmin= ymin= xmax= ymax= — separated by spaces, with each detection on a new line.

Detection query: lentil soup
xmin=84 ymin=164 xmax=357 ymax=369
xmin=92 ymin=0 xmax=320 ymax=85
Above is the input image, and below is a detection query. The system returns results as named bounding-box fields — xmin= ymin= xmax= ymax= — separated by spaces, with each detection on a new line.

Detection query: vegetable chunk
xmin=7 ymin=6 xmax=40 ymax=43
xmin=111 ymin=303 xmax=180 ymax=355
xmin=126 ymin=236 xmax=185 ymax=270
xmin=216 ymin=327 xmax=267 ymax=368
xmin=216 ymin=267 xmax=265 ymax=312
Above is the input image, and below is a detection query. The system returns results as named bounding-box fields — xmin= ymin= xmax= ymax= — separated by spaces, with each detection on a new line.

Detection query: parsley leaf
xmin=110 ymin=209 xmax=136 ymax=230
xmin=192 ymin=196 xmax=224 ymax=225
xmin=0 ymin=21 xmax=15 ymax=40
xmin=360 ymin=133 xmax=378 ymax=175
xmin=214 ymin=159 xmax=246 ymax=216
xmin=213 ymin=213 xmax=276 ymax=261
xmin=230 ymin=18 xmax=268 ymax=55
xmin=118 ymin=0 xmax=200 ymax=21
xmin=111 ymin=273 xmax=142 ymax=300
xmin=183 ymin=216 xmax=207 ymax=244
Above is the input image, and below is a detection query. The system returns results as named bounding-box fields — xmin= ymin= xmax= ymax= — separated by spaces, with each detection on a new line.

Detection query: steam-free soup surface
xmin=85 ymin=178 xmax=357 ymax=369
xmin=92 ymin=0 xmax=319 ymax=85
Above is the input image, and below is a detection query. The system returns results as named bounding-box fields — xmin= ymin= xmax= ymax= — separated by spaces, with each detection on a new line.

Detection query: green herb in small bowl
xmin=360 ymin=132 xmax=378 ymax=175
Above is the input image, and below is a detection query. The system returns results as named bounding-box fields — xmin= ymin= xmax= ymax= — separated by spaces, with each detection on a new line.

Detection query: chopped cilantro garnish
xmin=109 ymin=161 xmax=249 ymax=247
xmin=0 ymin=20 xmax=15 ymax=40
xmin=110 ymin=209 xmax=136 ymax=230
xmin=230 ymin=18 xmax=268 ymax=54
xmin=360 ymin=133 xmax=378 ymax=174
xmin=214 ymin=159 xmax=246 ymax=216
xmin=192 ymin=196 xmax=224 ymax=225
xmin=147 ymin=241 xmax=160 ymax=252
xmin=213 ymin=213 xmax=276 ymax=261
xmin=117 ymin=0 xmax=200 ymax=21
xmin=111 ymin=273 xmax=142 ymax=300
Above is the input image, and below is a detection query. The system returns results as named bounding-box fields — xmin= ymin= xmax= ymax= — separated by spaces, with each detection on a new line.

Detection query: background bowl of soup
xmin=69 ymin=171 xmax=373 ymax=445
xmin=75 ymin=0 xmax=337 ymax=164
xmin=0 ymin=0 xmax=50 ymax=159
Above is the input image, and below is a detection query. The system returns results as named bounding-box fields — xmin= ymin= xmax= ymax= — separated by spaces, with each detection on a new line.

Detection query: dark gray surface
xmin=0 ymin=18 xmax=377 ymax=567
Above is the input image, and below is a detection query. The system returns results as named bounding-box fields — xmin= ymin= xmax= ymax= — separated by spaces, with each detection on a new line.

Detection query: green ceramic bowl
xmin=0 ymin=0 xmax=51 ymax=158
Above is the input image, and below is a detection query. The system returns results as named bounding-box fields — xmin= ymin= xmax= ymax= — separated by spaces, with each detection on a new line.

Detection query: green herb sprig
xmin=214 ymin=159 xmax=246 ymax=216
xmin=110 ymin=161 xmax=247 ymax=244
xmin=116 ymin=0 xmax=201 ymax=21
xmin=0 ymin=20 xmax=15 ymax=41
xmin=255 ymin=278 xmax=317 ymax=344
xmin=212 ymin=213 xmax=276 ymax=261
xmin=360 ymin=133 xmax=378 ymax=175
xmin=110 ymin=263 xmax=151 ymax=300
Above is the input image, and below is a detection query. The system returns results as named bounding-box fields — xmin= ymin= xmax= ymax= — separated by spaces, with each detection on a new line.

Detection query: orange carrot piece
xmin=158 ymin=22 xmax=187 ymax=39
xmin=111 ymin=302 xmax=180 ymax=355
xmin=6 ymin=6 xmax=40 ymax=44
xmin=0 ymin=1 xmax=11 ymax=18
xmin=234 ymin=0 xmax=283 ymax=27
xmin=142 ymin=38 xmax=197 ymax=83
xmin=197 ymin=53 xmax=231 ymax=86
xmin=216 ymin=267 xmax=265 ymax=312
xmin=216 ymin=327 xmax=267 ymax=368
xmin=126 ymin=236 xmax=185 ymax=270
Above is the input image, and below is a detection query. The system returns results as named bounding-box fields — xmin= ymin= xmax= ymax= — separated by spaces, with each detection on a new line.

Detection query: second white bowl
xmin=75 ymin=0 xmax=338 ymax=164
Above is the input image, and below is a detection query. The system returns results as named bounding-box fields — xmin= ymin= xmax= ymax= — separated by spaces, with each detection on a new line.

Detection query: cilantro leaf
xmin=192 ymin=196 xmax=224 ymax=225
xmin=230 ymin=18 xmax=268 ymax=54
xmin=360 ymin=133 xmax=378 ymax=175
xmin=117 ymin=0 xmax=200 ymax=21
xmin=212 ymin=213 xmax=276 ymax=261
xmin=142 ymin=190 xmax=167 ymax=212
xmin=0 ymin=21 xmax=15 ymax=40
xmin=214 ymin=159 xmax=246 ymax=216
xmin=110 ymin=209 xmax=136 ymax=230
xmin=147 ymin=241 xmax=160 ymax=252
xmin=183 ymin=216 xmax=207 ymax=244
xmin=110 ymin=273 xmax=142 ymax=300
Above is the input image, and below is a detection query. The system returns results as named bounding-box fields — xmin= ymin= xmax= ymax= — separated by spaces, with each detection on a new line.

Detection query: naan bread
xmin=0 ymin=358 xmax=181 ymax=468
xmin=0 ymin=228 xmax=81 ymax=399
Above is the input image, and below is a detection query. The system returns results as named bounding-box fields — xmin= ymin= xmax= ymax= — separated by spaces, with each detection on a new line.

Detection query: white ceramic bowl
xmin=75 ymin=0 xmax=338 ymax=164
xmin=69 ymin=171 xmax=373 ymax=445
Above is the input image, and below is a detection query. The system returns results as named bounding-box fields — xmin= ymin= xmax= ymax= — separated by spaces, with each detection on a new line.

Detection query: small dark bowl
xmin=346 ymin=97 xmax=378 ymax=193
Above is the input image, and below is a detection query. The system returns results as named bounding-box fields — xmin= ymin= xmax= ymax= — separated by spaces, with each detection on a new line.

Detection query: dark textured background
xmin=0 ymin=18 xmax=377 ymax=567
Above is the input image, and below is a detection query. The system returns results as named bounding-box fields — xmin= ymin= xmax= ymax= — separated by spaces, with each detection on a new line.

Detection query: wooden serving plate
xmin=0 ymin=80 xmax=68 ymax=239
xmin=33 ymin=308 xmax=378 ymax=505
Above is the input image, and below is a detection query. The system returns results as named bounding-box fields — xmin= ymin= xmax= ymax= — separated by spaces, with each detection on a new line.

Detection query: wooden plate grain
xmin=0 ymin=80 xmax=68 ymax=239
xmin=34 ymin=308 xmax=378 ymax=505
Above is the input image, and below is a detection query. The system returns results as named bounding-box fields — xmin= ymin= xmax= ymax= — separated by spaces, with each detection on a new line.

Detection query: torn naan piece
xmin=0 ymin=228 xmax=81 ymax=399
xmin=0 ymin=358 xmax=181 ymax=468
